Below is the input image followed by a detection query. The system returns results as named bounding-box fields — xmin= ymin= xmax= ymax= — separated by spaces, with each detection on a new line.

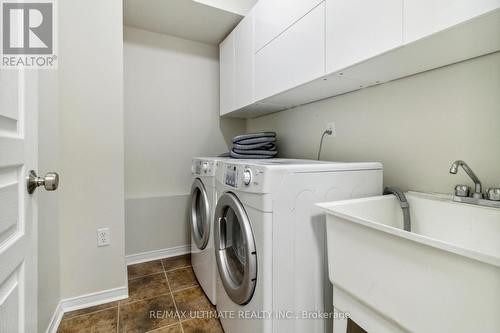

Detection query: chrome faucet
xmin=449 ymin=160 xmax=483 ymax=199
xmin=448 ymin=160 xmax=500 ymax=208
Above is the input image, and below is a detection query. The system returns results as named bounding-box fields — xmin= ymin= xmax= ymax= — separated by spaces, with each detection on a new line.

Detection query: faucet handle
xmin=486 ymin=188 xmax=500 ymax=201
xmin=454 ymin=185 xmax=470 ymax=197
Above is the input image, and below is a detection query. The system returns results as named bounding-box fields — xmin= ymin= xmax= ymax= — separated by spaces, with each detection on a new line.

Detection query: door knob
xmin=27 ymin=170 xmax=59 ymax=194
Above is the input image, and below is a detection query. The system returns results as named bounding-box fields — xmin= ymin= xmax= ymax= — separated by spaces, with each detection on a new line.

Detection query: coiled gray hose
xmin=232 ymin=132 xmax=276 ymax=143
xmin=225 ymin=132 xmax=278 ymax=159
xmin=233 ymin=142 xmax=276 ymax=150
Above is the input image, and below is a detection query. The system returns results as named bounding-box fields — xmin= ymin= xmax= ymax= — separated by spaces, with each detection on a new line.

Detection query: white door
xmin=0 ymin=69 xmax=38 ymax=333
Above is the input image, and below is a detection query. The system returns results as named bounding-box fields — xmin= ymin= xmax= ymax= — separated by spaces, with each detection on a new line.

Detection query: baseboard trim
xmin=45 ymin=246 xmax=189 ymax=332
xmin=45 ymin=286 xmax=128 ymax=333
xmin=45 ymin=300 xmax=64 ymax=333
xmin=61 ymin=286 xmax=129 ymax=313
xmin=125 ymin=245 xmax=191 ymax=265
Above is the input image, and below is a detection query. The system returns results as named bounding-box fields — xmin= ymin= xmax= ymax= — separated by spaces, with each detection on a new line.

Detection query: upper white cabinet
xmin=404 ymin=0 xmax=500 ymax=43
xmin=254 ymin=0 xmax=323 ymax=52
xmin=220 ymin=0 xmax=500 ymax=117
xmin=219 ymin=32 xmax=235 ymax=116
xmin=234 ymin=9 xmax=255 ymax=110
xmin=326 ymin=0 xmax=403 ymax=73
xmin=255 ymin=2 xmax=325 ymax=101
xmin=220 ymin=9 xmax=255 ymax=116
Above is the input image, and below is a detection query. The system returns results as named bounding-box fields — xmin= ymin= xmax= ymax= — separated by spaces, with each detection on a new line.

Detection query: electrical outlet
xmin=326 ymin=122 xmax=336 ymax=137
xmin=97 ymin=228 xmax=110 ymax=247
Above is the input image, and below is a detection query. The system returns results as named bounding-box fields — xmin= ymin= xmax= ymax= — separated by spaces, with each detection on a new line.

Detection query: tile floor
xmin=57 ymin=254 xmax=224 ymax=333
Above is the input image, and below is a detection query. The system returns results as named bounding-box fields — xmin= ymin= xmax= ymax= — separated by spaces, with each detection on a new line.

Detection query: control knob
xmin=202 ymin=162 xmax=209 ymax=173
xmin=243 ymin=169 xmax=252 ymax=186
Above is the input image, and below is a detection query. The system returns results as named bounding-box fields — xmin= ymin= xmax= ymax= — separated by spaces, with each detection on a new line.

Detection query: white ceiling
xmin=123 ymin=0 xmax=255 ymax=45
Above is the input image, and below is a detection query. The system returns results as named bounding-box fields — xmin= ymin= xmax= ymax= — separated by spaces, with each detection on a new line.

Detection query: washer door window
xmin=214 ymin=192 xmax=257 ymax=305
xmin=190 ymin=178 xmax=210 ymax=250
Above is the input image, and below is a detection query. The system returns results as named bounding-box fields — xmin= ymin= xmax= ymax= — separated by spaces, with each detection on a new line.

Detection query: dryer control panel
xmin=192 ymin=159 xmax=215 ymax=176
xmin=224 ymin=165 xmax=239 ymax=188
xmin=220 ymin=162 xmax=267 ymax=192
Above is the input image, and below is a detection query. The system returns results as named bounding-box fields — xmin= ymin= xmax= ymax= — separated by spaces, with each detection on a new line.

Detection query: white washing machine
xmin=213 ymin=159 xmax=383 ymax=333
xmin=190 ymin=157 xmax=221 ymax=304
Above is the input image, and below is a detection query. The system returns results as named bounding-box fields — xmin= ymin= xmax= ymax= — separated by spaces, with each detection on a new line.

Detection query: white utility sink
xmin=317 ymin=191 xmax=500 ymax=333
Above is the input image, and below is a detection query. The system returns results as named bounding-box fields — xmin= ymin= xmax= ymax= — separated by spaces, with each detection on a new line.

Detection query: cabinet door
xmin=255 ymin=2 xmax=325 ymax=101
xmin=326 ymin=0 xmax=403 ymax=73
xmin=219 ymin=33 xmax=235 ymax=116
xmin=234 ymin=9 xmax=255 ymax=110
xmin=404 ymin=0 xmax=500 ymax=43
xmin=254 ymin=0 xmax=323 ymax=52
